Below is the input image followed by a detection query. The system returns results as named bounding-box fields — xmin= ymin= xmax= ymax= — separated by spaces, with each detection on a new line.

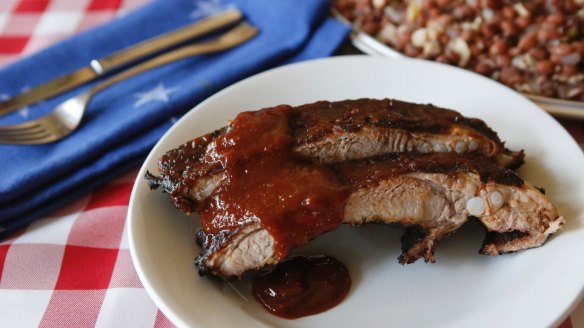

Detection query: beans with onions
xmin=334 ymin=0 xmax=584 ymax=101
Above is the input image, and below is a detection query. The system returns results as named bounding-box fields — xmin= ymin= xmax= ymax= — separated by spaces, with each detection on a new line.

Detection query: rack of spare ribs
xmin=146 ymin=98 xmax=563 ymax=279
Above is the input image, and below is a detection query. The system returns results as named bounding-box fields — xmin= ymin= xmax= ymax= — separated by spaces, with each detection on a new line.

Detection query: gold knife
xmin=0 ymin=9 xmax=242 ymax=116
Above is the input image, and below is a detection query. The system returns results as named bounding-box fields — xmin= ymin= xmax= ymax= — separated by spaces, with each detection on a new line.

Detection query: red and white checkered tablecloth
xmin=0 ymin=171 xmax=174 ymax=327
xmin=0 ymin=0 xmax=146 ymax=67
xmin=0 ymin=1 xmax=177 ymax=326
xmin=1 ymin=1 xmax=584 ymax=327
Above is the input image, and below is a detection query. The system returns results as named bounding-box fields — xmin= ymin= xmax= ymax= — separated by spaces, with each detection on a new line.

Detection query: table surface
xmin=1 ymin=1 xmax=583 ymax=327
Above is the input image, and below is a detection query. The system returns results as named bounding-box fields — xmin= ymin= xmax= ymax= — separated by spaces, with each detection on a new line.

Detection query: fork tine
xmin=0 ymin=120 xmax=42 ymax=132
xmin=0 ymin=125 xmax=46 ymax=136
xmin=0 ymin=130 xmax=51 ymax=141
xmin=0 ymin=125 xmax=49 ymax=138
xmin=0 ymin=139 xmax=49 ymax=145
xmin=0 ymin=132 xmax=51 ymax=142
xmin=0 ymin=132 xmax=55 ymax=145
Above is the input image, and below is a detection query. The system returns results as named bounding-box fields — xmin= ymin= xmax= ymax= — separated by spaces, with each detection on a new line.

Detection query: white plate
xmin=128 ymin=56 xmax=584 ymax=328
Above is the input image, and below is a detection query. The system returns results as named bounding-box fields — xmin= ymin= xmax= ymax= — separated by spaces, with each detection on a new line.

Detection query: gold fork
xmin=0 ymin=22 xmax=258 ymax=145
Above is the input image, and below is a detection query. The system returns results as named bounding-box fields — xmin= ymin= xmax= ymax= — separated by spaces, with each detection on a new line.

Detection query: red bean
xmin=561 ymin=64 xmax=579 ymax=76
xmin=421 ymin=0 xmax=435 ymax=10
xmin=489 ymin=40 xmax=508 ymax=55
xmin=475 ymin=62 xmax=493 ymax=75
xmin=396 ymin=31 xmax=411 ymax=49
xmin=500 ymin=20 xmax=519 ymax=36
xmin=562 ymin=2 xmax=579 ymax=12
xmin=509 ymin=47 xmax=521 ymax=57
xmin=550 ymin=54 xmax=564 ymax=64
xmin=534 ymin=15 xmax=545 ymax=24
xmin=572 ymin=42 xmax=584 ymax=54
xmin=435 ymin=55 xmax=450 ymax=64
xmin=541 ymin=21 xmax=559 ymax=33
xmin=536 ymin=60 xmax=555 ymax=75
xmin=470 ymin=44 xmax=483 ymax=57
xmin=361 ymin=21 xmax=379 ymax=35
xmin=551 ymin=43 xmax=573 ymax=56
xmin=484 ymin=0 xmax=503 ymax=10
xmin=495 ymin=54 xmax=512 ymax=67
xmin=438 ymin=34 xmax=450 ymax=45
xmin=480 ymin=24 xmax=497 ymax=38
xmin=515 ymin=16 xmax=532 ymax=29
xmin=461 ymin=29 xmax=475 ymax=42
xmin=502 ymin=7 xmax=516 ymax=19
xmin=518 ymin=33 xmax=537 ymax=52
xmin=335 ymin=1 xmax=355 ymax=11
xmin=445 ymin=50 xmax=461 ymax=64
xmin=438 ymin=14 xmax=454 ymax=25
xmin=528 ymin=48 xmax=548 ymax=60
xmin=380 ymin=15 xmax=392 ymax=26
xmin=436 ymin=0 xmax=450 ymax=7
xmin=500 ymin=67 xmax=523 ymax=85
xmin=537 ymin=28 xmax=558 ymax=43
xmin=428 ymin=7 xmax=440 ymax=19
xmin=404 ymin=43 xmax=420 ymax=57
xmin=536 ymin=75 xmax=550 ymax=84
xmin=453 ymin=6 xmax=473 ymax=20
xmin=546 ymin=13 xmax=565 ymax=25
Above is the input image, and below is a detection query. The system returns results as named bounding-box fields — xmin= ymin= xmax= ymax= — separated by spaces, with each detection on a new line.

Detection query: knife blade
xmin=0 ymin=9 xmax=242 ymax=116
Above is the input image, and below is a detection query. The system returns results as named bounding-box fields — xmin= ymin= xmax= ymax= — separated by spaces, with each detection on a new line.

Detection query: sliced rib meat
xmin=145 ymin=99 xmax=560 ymax=280
xmin=149 ymin=98 xmax=525 ymax=215
xmin=190 ymin=153 xmax=562 ymax=279
xmin=291 ymin=99 xmax=523 ymax=168
xmin=336 ymin=153 xmax=563 ymax=264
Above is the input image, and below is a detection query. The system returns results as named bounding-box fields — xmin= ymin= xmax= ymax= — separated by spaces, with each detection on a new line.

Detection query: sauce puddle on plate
xmin=252 ymin=255 xmax=351 ymax=319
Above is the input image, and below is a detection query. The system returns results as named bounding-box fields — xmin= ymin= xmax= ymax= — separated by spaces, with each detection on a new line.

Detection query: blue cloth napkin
xmin=0 ymin=0 xmax=349 ymax=238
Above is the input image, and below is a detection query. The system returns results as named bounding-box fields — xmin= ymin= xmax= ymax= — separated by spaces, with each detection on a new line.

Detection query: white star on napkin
xmin=18 ymin=107 xmax=30 ymax=118
xmin=190 ymin=0 xmax=234 ymax=20
xmin=133 ymin=83 xmax=180 ymax=108
xmin=17 ymin=86 xmax=31 ymax=118
xmin=0 ymin=92 xmax=30 ymax=118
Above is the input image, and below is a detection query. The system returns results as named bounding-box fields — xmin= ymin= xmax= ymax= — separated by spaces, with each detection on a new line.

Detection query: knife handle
xmin=92 ymin=22 xmax=257 ymax=94
xmin=92 ymin=9 xmax=242 ymax=74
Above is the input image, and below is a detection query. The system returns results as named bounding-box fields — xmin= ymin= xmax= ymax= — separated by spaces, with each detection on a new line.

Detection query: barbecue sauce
xmin=196 ymin=107 xmax=352 ymax=317
xmin=252 ymin=255 xmax=351 ymax=319
xmin=198 ymin=106 xmax=350 ymax=258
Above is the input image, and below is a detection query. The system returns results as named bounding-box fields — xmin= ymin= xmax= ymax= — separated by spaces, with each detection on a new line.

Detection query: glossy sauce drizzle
xmin=198 ymin=106 xmax=349 ymax=257
xmin=252 ymin=255 xmax=351 ymax=319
